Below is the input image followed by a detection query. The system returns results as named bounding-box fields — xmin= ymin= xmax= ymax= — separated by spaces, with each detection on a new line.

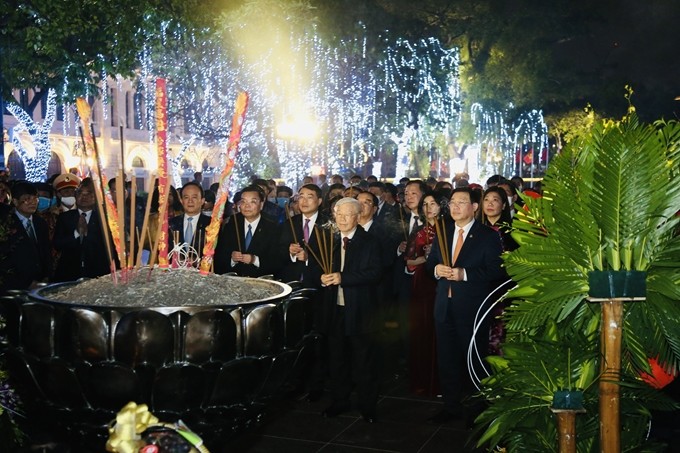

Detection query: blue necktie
xmin=245 ymin=224 xmax=253 ymax=250
xmin=184 ymin=217 xmax=194 ymax=249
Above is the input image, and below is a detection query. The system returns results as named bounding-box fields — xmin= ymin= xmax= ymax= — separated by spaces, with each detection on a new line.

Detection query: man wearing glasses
xmin=426 ymin=187 xmax=505 ymax=424
xmin=0 ymin=181 xmax=51 ymax=292
xmin=214 ymin=185 xmax=281 ymax=277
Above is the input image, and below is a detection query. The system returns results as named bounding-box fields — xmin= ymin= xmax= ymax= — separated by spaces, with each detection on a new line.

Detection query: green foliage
xmin=477 ymin=108 xmax=680 ymax=450
xmin=0 ymin=0 xmax=217 ymax=100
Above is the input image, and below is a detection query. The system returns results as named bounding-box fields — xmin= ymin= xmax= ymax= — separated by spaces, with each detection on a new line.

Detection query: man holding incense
xmin=214 ymin=185 xmax=281 ymax=277
xmin=316 ymin=197 xmax=382 ymax=423
xmin=169 ymin=182 xmax=211 ymax=265
xmin=276 ymin=183 xmax=328 ymax=401
xmin=277 ymin=183 xmax=326 ymax=284
xmin=53 ymin=178 xmax=115 ymax=282
xmin=425 ymin=187 xmax=505 ymax=424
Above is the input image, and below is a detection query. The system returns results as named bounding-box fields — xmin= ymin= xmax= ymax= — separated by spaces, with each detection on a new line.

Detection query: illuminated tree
xmin=5 ymin=89 xmax=57 ymax=181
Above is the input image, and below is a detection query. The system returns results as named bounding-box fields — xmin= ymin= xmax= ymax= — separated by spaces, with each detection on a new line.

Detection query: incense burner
xmin=0 ymin=271 xmax=315 ymax=449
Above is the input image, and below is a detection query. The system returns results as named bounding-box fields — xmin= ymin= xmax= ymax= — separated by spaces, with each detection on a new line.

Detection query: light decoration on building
xmin=5 ymin=88 xmax=58 ymax=182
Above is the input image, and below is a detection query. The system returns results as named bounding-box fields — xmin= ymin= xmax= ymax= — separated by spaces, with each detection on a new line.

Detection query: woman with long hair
xmin=404 ymin=193 xmax=442 ymax=396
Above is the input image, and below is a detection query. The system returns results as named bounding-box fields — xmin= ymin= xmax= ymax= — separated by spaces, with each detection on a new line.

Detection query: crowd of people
xmin=0 ymin=169 xmax=537 ymax=425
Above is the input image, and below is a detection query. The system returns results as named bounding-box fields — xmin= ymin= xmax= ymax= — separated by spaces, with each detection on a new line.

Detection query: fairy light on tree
xmin=5 ymin=88 xmax=58 ymax=182
xmin=378 ymin=37 xmax=462 ymax=179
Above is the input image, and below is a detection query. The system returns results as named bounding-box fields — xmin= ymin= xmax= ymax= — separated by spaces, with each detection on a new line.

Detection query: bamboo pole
xmin=599 ymin=299 xmax=623 ymax=453
xmin=551 ymin=409 xmax=580 ymax=453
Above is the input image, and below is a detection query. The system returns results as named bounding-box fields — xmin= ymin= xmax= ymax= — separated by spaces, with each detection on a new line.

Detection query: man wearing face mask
xmin=53 ymin=173 xmax=81 ymax=212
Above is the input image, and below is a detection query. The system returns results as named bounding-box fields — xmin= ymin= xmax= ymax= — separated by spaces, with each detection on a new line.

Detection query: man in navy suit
xmin=214 ymin=185 xmax=281 ymax=277
xmin=316 ymin=197 xmax=383 ymax=423
xmin=0 ymin=181 xmax=51 ymax=292
xmin=426 ymin=187 xmax=505 ymax=423
xmin=168 ymin=182 xmax=211 ymax=266
xmin=53 ymin=178 xmax=113 ymax=282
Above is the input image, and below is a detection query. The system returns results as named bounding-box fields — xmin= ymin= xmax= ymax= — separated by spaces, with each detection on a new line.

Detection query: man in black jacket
xmin=214 ymin=185 xmax=281 ymax=277
xmin=53 ymin=178 xmax=113 ymax=282
xmin=316 ymin=197 xmax=383 ymax=423
xmin=0 ymin=181 xmax=51 ymax=292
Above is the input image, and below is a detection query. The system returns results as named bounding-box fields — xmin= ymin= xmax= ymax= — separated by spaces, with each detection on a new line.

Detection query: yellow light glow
xmin=277 ymin=115 xmax=319 ymax=141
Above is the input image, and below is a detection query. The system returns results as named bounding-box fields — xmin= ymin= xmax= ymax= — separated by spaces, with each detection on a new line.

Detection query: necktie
xmin=184 ymin=217 xmax=194 ymax=248
xmin=452 ymin=228 xmax=465 ymax=265
xmin=338 ymin=236 xmax=350 ymax=306
xmin=303 ymin=218 xmax=310 ymax=243
xmin=245 ymin=224 xmax=253 ymax=250
xmin=410 ymin=215 xmax=419 ymax=234
xmin=25 ymin=218 xmax=36 ymax=242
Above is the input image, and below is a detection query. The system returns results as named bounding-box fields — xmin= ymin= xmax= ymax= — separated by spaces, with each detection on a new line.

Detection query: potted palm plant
xmin=476 ymin=102 xmax=680 ymax=451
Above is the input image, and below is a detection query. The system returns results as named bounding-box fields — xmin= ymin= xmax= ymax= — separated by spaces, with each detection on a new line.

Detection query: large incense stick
xmin=76 ymin=110 xmax=116 ymax=281
xmin=286 ymin=206 xmax=299 ymax=244
xmin=115 ymin=170 xmax=127 ymax=279
xmin=128 ymin=176 xmax=136 ymax=269
xmin=136 ymin=176 xmax=157 ymax=270
xmin=233 ymin=214 xmax=242 ymax=252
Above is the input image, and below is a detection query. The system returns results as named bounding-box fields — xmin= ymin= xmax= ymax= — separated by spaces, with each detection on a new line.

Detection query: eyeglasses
xmin=449 ymin=200 xmax=471 ymax=208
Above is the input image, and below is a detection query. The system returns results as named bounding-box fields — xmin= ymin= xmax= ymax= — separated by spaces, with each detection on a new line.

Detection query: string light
xmin=6 ymin=89 xmax=58 ymax=182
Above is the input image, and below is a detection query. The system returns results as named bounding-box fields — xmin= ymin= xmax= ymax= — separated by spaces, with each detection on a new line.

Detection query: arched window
xmin=181 ymin=159 xmax=190 ymax=169
xmin=202 ymin=159 xmax=210 ymax=170
xmin=132 ymin=156 xmax=145 ymax=168
xmin=7 ymin=150 xmax=26 ymax=180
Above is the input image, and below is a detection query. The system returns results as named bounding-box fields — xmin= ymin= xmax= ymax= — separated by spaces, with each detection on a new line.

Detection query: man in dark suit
xmin=277 ymin=183 xmax=327 ymax=284
xmin=425 ymin=187 xmax=505 ymax=423
xmin=168 ymin=182 xmax=211 ymax=266
xmin=0 ymin=182 xmax=52 ymax=292
xmin=316 ymin=197 xmax=383 ymax=423
xmin=53 ymin=178 xmax=113 ymax=282
xmin=214 ymin=185 xmax=281 ymax=277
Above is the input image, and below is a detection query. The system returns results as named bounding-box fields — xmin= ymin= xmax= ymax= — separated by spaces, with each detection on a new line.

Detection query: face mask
xmin=507 ymin=197 xmax=514 ymax=208
xmin=276 ymin=197 xmax=288 ymax=209
xmin=37 ymin=197 xmax=53 ymax=212
xmin=61 ymin=196 xmax=76 ymax=208
xmin=202 ymin=210 xmax=213 ymax=217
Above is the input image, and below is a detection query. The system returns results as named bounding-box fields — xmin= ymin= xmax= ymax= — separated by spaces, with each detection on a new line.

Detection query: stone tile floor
xmin=222 ymin=374 xmax=482 ymax=453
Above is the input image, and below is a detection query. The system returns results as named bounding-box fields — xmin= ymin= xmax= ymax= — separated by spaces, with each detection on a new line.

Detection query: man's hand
xmin=435 ymin=264 xmax=464 ymax=281
xmin=320 ymin=272 xmax=341 ymax=286
xmin=289 ymin=243 xmax=306 ymax=261
xmin=231 ymin=251 xmax=254 ymax=264
xmin=398 ymin=240 xmax=407 ymax=253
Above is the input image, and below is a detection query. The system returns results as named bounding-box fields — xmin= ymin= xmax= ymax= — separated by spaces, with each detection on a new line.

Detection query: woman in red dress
xmin=405 ymin=193 xmax=443 ymax=396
